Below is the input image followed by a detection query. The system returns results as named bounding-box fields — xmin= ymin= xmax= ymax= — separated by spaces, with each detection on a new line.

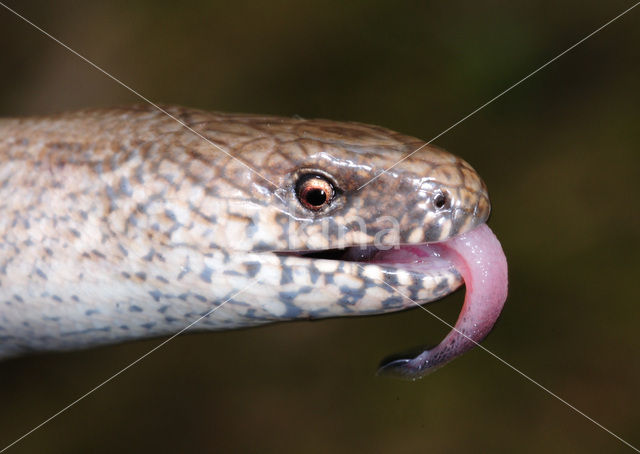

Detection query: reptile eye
xmin=433 ymin=191 xmax=449 ymax=210
xmin=296 ymin=175 xmax=334 ymax=211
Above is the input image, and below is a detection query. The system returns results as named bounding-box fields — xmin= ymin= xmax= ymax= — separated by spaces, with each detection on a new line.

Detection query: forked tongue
xmin=378 ymin=223 xmax=508 ymax=380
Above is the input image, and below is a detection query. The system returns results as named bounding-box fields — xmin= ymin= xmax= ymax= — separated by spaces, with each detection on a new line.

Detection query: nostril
xmin=433 ymin=191 xmax=449 ymax=210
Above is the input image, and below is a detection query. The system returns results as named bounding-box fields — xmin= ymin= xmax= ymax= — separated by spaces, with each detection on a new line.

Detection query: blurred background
xmin=0 ymin=1 xmax=638 ymax=452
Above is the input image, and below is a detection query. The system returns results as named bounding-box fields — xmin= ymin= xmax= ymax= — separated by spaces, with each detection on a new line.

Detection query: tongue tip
xmin=376 ymin=349 xmax=452 ymax=380
xmin=376 ymin=345 xmax=446 ymax=380
xmin=376 ymin=358 xmax=421 ymax=380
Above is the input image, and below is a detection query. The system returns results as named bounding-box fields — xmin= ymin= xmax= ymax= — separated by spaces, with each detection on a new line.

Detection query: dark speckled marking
xmin=425 ymin=223 xmax=442 ymax=242
xmin=308 ymin=267 xmax=320 ymax=284
xmin=434 ymin=278 xmax=452 ymax=297
xmin=281 ymin=300 xmax=302 ymax=318
xmin=127 ymin=213 xmax=138 ymax=228
xmin=200 ymin=266 xmax=213 ymax=283
xmin=61 ymin=327 xmax=110 ymax=337
xmin=278 ymin=287 xmax=312 ymax=318
xmin=381 ymin=296 xmax=404 ymax=308
xmin=244 ymin=261 xmax=261 ymax=278
xmin=280 ymin=266 xmax=293 ymax=285
xmin=338 ymin=286 xmax=366 ymax=306
xmin=164 ymin=209 xmax=177 ymax=222
xmin=129 ymin=305 xmax=143 ymax=312
xmin=149 ymin=290 xmax=162 ymax=302
xmin=177 ymin=259 xmax=191 ymax=280
xmin=118 ymin=243 xmax=128 ymax=257
xmin=252 ymin=241 xmax=272 ymax=252
xmin=245 ymin=222 xmax=258 ymax=239
xmin=35 ymin=268 xmax=47 ymax=280
xmin=119 ymin=177 xmax=133 ymax=196
xmin=135 ymin=272 xmax=147 ymax=281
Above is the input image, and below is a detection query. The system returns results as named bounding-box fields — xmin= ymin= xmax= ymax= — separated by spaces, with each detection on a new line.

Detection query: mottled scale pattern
xmin=0 ymin=105 xmax=489 ymax=358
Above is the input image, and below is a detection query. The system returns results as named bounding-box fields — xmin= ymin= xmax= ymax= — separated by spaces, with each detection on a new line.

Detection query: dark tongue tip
xmin=376 ymin=346 xmax=453 ymax=380
xmin=376 ymin=345 xmax=436 ymax=380
xmin=376 ymin=358 xmax=415 ymax=379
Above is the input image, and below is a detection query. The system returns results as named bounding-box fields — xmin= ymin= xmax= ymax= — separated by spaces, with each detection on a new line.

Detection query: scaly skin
xmin=0 ymin=105 xmax=490 ymax=359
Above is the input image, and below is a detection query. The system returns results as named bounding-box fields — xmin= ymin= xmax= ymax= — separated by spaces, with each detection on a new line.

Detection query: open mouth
xmin=290 ymin=241 xmax=458 ymax=273
xmin=278 ymin=223 xmax=508 ymax=380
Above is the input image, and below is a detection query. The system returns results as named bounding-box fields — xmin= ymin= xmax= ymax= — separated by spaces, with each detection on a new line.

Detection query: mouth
xmin=277 ymin=223 xmax=508 ymax=380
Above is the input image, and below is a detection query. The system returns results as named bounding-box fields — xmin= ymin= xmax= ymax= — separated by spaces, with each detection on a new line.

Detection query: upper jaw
xmin=278 ymin=205 xmax=489 ymax=257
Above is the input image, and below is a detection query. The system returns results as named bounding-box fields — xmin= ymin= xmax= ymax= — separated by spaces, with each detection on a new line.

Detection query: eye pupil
xmin=305 ymin=188 xmax=327 ymax=206
xmin=296 ymin=174 xmax=335 ymax=211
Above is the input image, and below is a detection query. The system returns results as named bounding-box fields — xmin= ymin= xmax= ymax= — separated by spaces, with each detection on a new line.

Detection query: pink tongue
xmin=378 ymin=223 xmax=508 ymax=379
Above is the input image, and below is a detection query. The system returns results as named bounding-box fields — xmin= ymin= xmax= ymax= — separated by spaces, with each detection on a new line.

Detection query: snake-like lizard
xmin=0 ymin=105 xmax=508 ymax=379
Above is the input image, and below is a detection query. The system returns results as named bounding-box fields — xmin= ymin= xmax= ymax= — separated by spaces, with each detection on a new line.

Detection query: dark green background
xmin=1 ymin=1 xmax=639 ymax=452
